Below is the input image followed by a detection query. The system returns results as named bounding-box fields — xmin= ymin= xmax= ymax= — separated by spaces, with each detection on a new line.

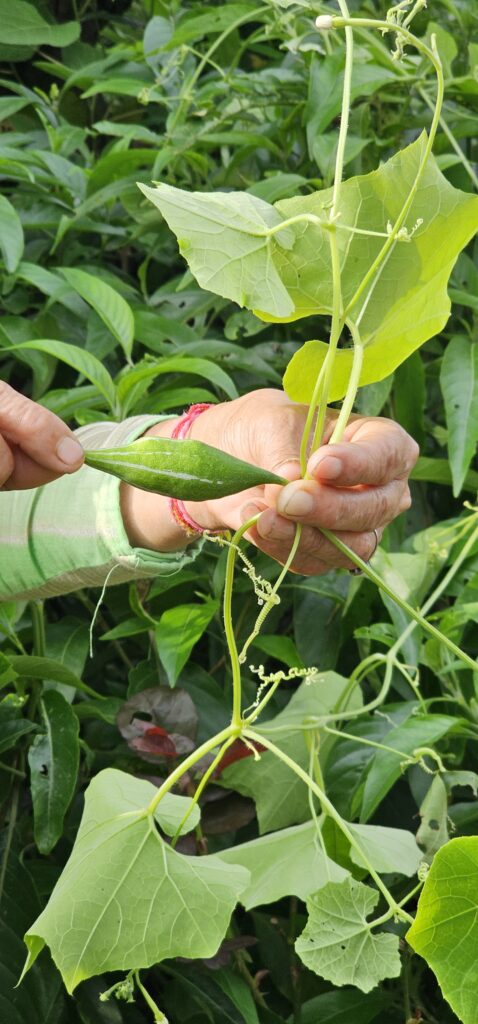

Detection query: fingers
xmin=243 ymin=508 xmax=383 ymax=575
xmin=0 ymin=434 xmax=14 ymax=488
xmin=0 ymin=381 xmax=84 ymax=489
xmin=275 ymin=477 xmax=411 ymax=533
xmin=308 ymin=418 xmax=419 ymax=487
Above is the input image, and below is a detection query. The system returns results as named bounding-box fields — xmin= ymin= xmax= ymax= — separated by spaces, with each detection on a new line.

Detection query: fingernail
xmin=277 ymin=488 xmax=314 ymax=517
xmin=257 ymin=512 xmax=294 ymax=541
xmin=56 ymin=436 xmax=84 ymax=467
xmin=310 ymin=454 xmax=342 ymax=480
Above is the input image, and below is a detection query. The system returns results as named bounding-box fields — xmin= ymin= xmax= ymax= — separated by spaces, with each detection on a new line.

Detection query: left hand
xmin=121 ymin=389 xmax=419 ymax=576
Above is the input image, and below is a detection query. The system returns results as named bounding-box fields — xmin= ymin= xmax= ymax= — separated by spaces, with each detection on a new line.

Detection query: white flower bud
xmin=315 ymin=15 xmax=334 ymax=30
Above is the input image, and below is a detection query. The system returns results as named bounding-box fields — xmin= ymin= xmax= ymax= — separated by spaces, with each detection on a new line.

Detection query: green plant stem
xmin=322 ymin=528 xmax=477 ymax=674
xmin=170 ymin=735 xmax=236 ymax=847
xmin=0 ymin=761 xmax=25 ymax=778
xmin=388 ymin=516 xmax=478 ymax=664
xmin=323 ymin=724 xmax=420 ymax=761
xmin=305 ymin=736 xmax=324 ymax=839
xmin=329 ymin=331 xmax=364 ymax=445
xmin=332 ymin=0 xmax=354 ymax=216
xmin=244 ymin=726 xmax=413 ymax=924
xmin=299 ymin=364 xmax=326 ymax=475
xmin=30 ymin=601 xmax=45 ymax=658
xmin=238 ymin=525 xmax=302 ymax=666
xmin=264 ymin=212 xmax=394 ymax=241
xmin=331 ymin=17 xmax=444 ymax=322
xmin=310 ymin=226 xmax=343 ymax=450
xmin=134 ymin=971 xmax=168 ymax=1024
xmin=224 ymin=517 xmax=259 ymax=726
xmin=300 ymin=0 xmax=354 ymax=463
xmin=418 ymin=87 xmax=478 ymax=191
xmin=0 ymin=775 xmax=20 ymax=907
xmin=146 ymin=726 xmax=235 ymax=815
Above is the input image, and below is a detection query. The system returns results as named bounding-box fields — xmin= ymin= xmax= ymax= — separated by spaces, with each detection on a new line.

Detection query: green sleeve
xmin=0 ymin=415 xmax=203 ymax=602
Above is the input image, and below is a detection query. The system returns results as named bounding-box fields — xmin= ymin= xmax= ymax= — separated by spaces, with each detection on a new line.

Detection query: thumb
xmin=0 ymin=382 xmax=84 ymax=489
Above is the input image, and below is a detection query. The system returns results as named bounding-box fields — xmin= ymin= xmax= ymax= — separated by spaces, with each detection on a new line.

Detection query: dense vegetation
xmin=1 ymin=1 xmax=478 ymax=1022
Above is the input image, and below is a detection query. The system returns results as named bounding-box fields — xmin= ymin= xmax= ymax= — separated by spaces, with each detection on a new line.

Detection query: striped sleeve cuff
xmin=0 ymin=415 xmax=204 ymax=602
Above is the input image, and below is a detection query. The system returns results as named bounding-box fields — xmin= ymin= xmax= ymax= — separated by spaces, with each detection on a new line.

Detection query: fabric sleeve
xmin=0 ymin=415 xmax=203 ymax=602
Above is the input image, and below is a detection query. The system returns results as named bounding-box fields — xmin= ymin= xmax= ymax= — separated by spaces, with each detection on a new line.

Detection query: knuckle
xmin=0 ymin=383 xmax=49 ymax=438
xmin=357 ymin=532 xmax=375 ymax=562
xmin=407 ymin=438 xmax=420 ymax=470
xmin=300 ymin=526 xmax=326 ymax=557
xmin=0 ymin=441 xmax=14 ymax=487
xmin=375 ymin=487 xmax=393 ymax=524
xmin=399 ymin=487 xmax=412 ymax=513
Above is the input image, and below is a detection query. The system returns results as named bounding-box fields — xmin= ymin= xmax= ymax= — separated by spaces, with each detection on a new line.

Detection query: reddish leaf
xmin=129 ymin=725 xmax=177 ymax=759
xmin=117 ymin=686 xmax=198 ymax=741
xmin=214 ymin=739 xmax=266 ymax=777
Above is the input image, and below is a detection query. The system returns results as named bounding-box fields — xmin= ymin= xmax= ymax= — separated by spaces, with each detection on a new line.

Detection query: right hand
xmin=0 ymin=381 xmax=84 ymax=490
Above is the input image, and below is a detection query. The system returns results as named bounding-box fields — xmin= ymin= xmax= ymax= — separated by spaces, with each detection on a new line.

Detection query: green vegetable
xmin=84 ymin=436 xmax=286 ymax=500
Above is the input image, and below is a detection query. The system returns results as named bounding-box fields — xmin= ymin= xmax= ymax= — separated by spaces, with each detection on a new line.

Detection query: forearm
xmin=0 ymin=415 xmax=202 ymax=602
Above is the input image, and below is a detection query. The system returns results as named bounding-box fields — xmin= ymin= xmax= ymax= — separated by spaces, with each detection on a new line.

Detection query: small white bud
xmin=315 ymin=15 xmax=334 ymax=30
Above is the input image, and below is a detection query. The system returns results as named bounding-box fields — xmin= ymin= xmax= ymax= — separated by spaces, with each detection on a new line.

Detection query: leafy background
xmin=0 ymin=0 xmax=477 ymax=1022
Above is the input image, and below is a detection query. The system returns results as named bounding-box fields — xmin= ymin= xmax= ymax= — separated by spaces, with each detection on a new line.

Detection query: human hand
xmin=0 ymin=381 xmax=84 ymax=489
xmin=121 ymin=389 xmax=419 ymax=575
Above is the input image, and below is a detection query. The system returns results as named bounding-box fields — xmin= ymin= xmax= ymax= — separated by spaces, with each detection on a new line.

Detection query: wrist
xmin=119 ymin=408 xmax=230 ymax=550
xmin=120 ymin=417 xmax=190 ymax=551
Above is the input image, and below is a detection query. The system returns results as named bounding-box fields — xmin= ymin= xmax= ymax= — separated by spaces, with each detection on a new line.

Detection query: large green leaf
xmin=219 ymin=821 xmax=348 ymax=909
xmin=360 ymin=713 xmax=457 ymax=821
xmin=222 ymin=731 xmax=311 ymax=834
xmin=0 ymin=0 xmax=79 ymax=46
xmin=165 ymin=5 xmax=259 ymax=48
xmin=0 ymin=195 xmax=24 ymax=272
xmin=407 ymin=837 xmax=478 ymax=1024
xmin=139 ymin=183 xmax=296 ymax=317
xmin=440 ymin=335 xmax=478 ymax=496
xmin=28 ymin=690 xmax=79 ymax=855
xmin=22 ymin=769 xmax=248 ymax=993
xmin=60 ymin=268 xmax=134 ymax=361
xmin=297 ymin=990 xmax=392 ymax=1024
xmin=295 ymin=878 xmax=401 ymax=993
xmin=223 ymin=673 xmax=361 ymax=833
xmin=9 ymin=655 xmax=104 ymax=700
xmin=142 ymin=137 xmax=478 ymax=396
xmin=155 ymin=600 xmax=219 ymax=686
xmin=116 ymin=356 xmax=238 ymax=414
xmin=11 ymin=339 xmax=117 ymax=412
xmin=0 ymin=837 xmax=66 ymax=1024
xmin=349 ymin=823 xmax=423 ymax=877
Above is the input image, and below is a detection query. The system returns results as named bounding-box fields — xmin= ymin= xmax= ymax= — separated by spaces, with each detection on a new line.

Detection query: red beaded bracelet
xmin=168 ymin=403 xmax=216 ymax=536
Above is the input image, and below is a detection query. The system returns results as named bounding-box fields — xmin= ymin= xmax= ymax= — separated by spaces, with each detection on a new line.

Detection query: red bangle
xmin=169 ymin=404 xmax=216 ymax=536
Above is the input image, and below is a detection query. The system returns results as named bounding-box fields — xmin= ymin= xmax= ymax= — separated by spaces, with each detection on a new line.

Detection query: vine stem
xmin=238 ymin=524 xmax=302 ymax=666
xmin=146 ymin=726 xmax=235 ymax=815
xmin=388 ymin=515 xmax=478 ymax=664
xmin=328 ymin=330 xmax=363 ymax=445
xmin=322 ymin=528 xmax=478 ymax=674
xmin=170 ymin=735 xmax=236 ymax=847
xmin=330 ymin=17 xmax=444 ymax=322
xmin=261 ymin=515 xmax=478 ymax=733
xmin=418 ymin=86 xmax=478 ymax=191
xmin=244 ymin=726 xmax=413 ymax=925
xmin=30 ymin=601 xmax=45 ymax=658
xmin=134 ymin=970 xmax=168 ymax=1024
xmin=223 ymin=516 xmax=260 ymax=727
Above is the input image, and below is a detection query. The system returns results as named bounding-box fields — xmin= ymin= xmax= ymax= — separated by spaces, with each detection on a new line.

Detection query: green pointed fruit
xmin=84 ymin=436 xmax=287 ymax=500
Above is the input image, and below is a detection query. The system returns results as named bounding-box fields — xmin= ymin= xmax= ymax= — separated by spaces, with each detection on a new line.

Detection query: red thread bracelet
xmin=169 ymin=404 xmax=217 ymax=536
